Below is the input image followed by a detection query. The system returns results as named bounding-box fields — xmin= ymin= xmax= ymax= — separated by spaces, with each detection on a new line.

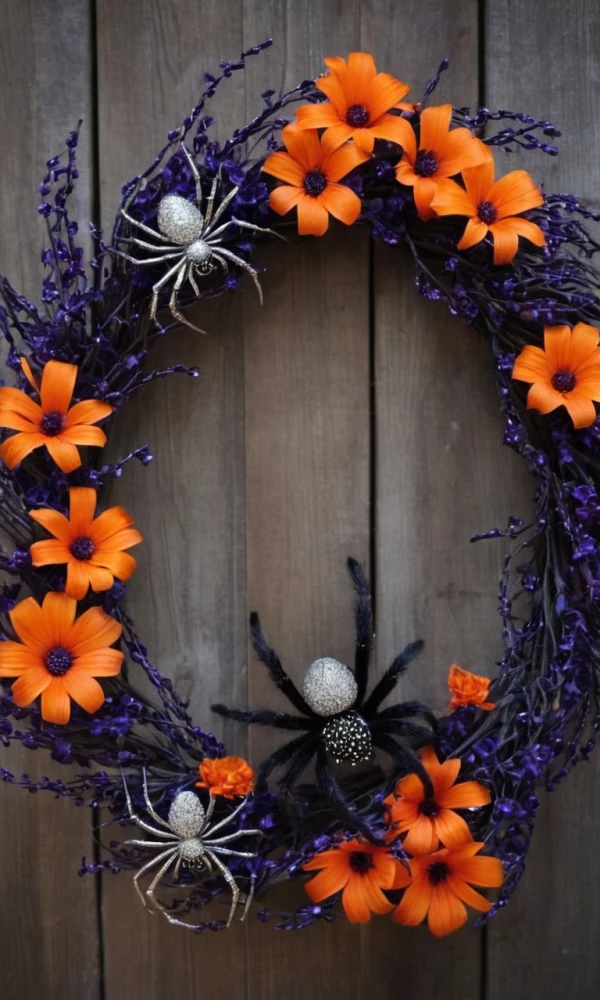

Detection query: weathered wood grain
xmin=0 ymin=3 xmax=101 ymax=999
xmin=485 ymin=3 xmax=600 ymax=998
xmin=96 ymin=2 xmax=249 ymax=997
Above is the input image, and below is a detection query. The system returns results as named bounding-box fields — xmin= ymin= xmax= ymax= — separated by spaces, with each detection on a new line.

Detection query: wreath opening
xmin=1 ymin=40 xmax=600 ymax=938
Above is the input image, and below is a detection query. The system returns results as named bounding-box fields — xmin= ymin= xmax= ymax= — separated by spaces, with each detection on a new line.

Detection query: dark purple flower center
xmin=551 ymin=370 xmax=576 ymax=393
xmin=349 ymin=851 xmax=373 ymax=874
xmin=41 ymin=411 xmax=64 ymax=437
xmin=70 ymin=536 xmax=95 ymax=561
xmin=427 ymin=861 xmax=450 ymax=885
xmin=414 ymin=150 xmax=439 ymax=178
xmin=304 ymin=170 xmax=327 ymax=197
xmin=419 ymin=798 xmax=439 ymax=818
xmin=346 ymin=103 xmax=370 ymax=128
xmin=477 ymin=200 xmax=498 ymax=224
xmin=45 ymin=645 xmax=72 ymax=677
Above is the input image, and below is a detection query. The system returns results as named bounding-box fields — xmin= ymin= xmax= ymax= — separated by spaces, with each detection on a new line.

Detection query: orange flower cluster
xmin=196 ymin=756 xmax=255 ymax=799
xmin=263 ymin=51 xmax=545 ymax=264
xmin=0 ymin=358 xmax=143 ymax=724
xmin=447 ymin=663 xmax=495 ymax=711
xmin=303 ymin=747 xmax=501 ymax=936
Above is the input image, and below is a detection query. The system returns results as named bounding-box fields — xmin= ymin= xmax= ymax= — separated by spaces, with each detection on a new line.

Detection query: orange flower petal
xmin=439 ymin=781 xmax=491 ymax=810
xmin=20 ymin=356 xmax=40 ymax=394
xmin=395 ymin=771 xmax=425 ymax=803
xmin=433 ymin=808 xmax=473 ymax=849
xmin=0 ymin=641 xmax=42 ymax=675
xmin=64 ymin=399 xmax=113 ymax=427
xmin=42 ymin=592 xmax=77 ymax=646
xmin=345 ymin=52 xmax=378 ymax=97
xmin=419 ymin=746 xmax=461 ymax=795
xmin=303 ymin=848 xmax=349 ymax=872
xmin=367 ymin=73 xmax=411 ymax=121
xmin=499 ymin=217 xmax=546 ymax=249
xmin=68 ymin=487 xmax=97 ymax=534
xmin=295 ymin=103 xmax=343 ymax=130
xmin=489 ymin=219 xmax=520 ymax=265
xmin=489 ymin=170 xmax=544 ymax=219
xmin=41 ymin=678 xmax=71 ymax=725
xmin=427 ymin=884 xmax=468 ymax=937
xmin=413 ymin=177 xmax=438 ymax=221
xmin=73 ymin=649 xmax=124 ymax=677
xmin=402 ymin=813 xmax=439 ymax=856
xmin=281 ymin=124 xmax=322 ymax=173
xmin=40 ymin=360 xmax=77 ymax=414
xmin=543 ymin=324 xmax=573 ymax=371
xmin=318 ymin=182 xmax=362 ymax=226
xmin=431 ymin=178 xmax=476 ymax=217
xmin=452 ymin=855 xmax=503 ymax=888
xmin=570 ymin=322 xmax=600 ymax=370
xmin=59 ymin=425 xmax=107 ymax=448
xmin=368 ymin=114 xmax=415 ymax=149
xmin=350 ymin=128 xmax=376 ymax=154
xmin=526 ymin=381 xmax=567 ymax=416
xmin=44 ymin=437 xmax=82 ymax=473
xmin=92 ymin=550 xmax=137 ymax=581
xmin=29 ymin=506 xmax=73 ymax=543
xmin=323 ymin=142 xmax=370 ymax=183
xmin=304 ymin=863 xmax=349 ymax=902
xmin=419 ymin=104 xmax=453 ymax=152
xmin=65 ymin=561 xmax=91 ymax=600
xmin=316 ymin=71 xmax=350 ymax=117
xmin=563 ymin=391 xmax=598 ymax=429
xmin=341 ymin=877 xmax=375 ymax=923
xmin=87 ymin=565 xmax=117 ymax=592
xmin=269 ymin=185 xmax=304 ymax=218
xmin=457 ymin=218 xmax=489 ymax=251
xmin=10 ymin=596 xmax=52 ymax=652
xmin=0 ymin=412 xmax=40 ymax=433
xmin=0 ymin=432 xmax=46 ymax=469
xmin=319 ymin=122 xmax=355 ymax=155
xmin=393 ymin=877 xmax=432 ymax=926
xmin=64 ymin=671 xmax=106 ymax=714
xmin=360 ymin=871 xmax=395 ymax=915
xmin=90 ymin=506 xmax=136 ymax=542
xmin=462 ymin=155 xmax=496 ymax=206
xmin=262 ymin=151 xmax=306 ymax=187
xmin=68 ymin=607 xmax=122 ymax=656
xmin=30 ymin=539 xmax=69 ymax=567
xmin=437 ymin=128 xmax=488 ymax=178
xmin=96 ymin=528 xmax=142 ymax=551
xmin=297 ymin=195 xmax=329 ymax=236
xmin=0 ymin=387 xmax=42 ymax=422
xmin=512 ymin=345 xmax=552 ymax=384
xmin=446 ymin=874 xmax=493 ymax=913
xmin=11 ymin=665 xmax=52 ymax=707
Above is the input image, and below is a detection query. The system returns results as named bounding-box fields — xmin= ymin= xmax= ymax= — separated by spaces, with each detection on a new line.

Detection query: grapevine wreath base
xmin=1 ymin=41 xmax=600 ymax=938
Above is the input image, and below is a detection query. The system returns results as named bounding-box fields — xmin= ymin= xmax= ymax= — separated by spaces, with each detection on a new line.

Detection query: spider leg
xmin=118 ymin=207 xmax=178 ymax=243
xmin=211 ymin=704 xmax=317 ymax=731
xmin=347 ymin=557 xmax=373 ymax=708
xmin=203 ymin=172 xmax=220 ymax=228
xmin=145 ymin=851 xmax=181 ymax=913
xmin=110 ymin=247 xmax=184 ymax=266
xmin=204 ymin=828 xmax=262 ymax=846
xmin=120 ymin=770 xmax=177 ymax=839
xmin=167 ymin=259 xmax=207 ymax=333
xmin=142 ymin=769 xmax=174 ymax=830
xmin=187 ymin=261 xmax=201 ymax=297
xmin=249 ymin=613 xmax=317 ymax=717
xmin=371 ymin=732 xmax=434 ymax=797
xmin=372 ymin=700 xmax=439 ymax=731
xmin=208 ymin=846 xmax=257 ymax=859
xmin=361 ymin=640 xmax=425 ymax=716
xmin=132 ymin=847 xmax=179 ymax=909
xmin=126 ymin=839 xmax=179 ymax=848
xmin=149 ymin=259 xmax=188 ymax=329
xmin=207 ymin=218 xmax=285 ymax=242
xmin=204 ymin=849 xmax=240 ymax=927
xmin=241 ymin=872 xmax=256 ymax=921
xmin=211 ymin=248 xmax=263 ymax=304
xmin=315 ymin=744 xmax=382 ymax=842
xmin=204 ymin=185 xmax=239 ymax=234
xmin=181 ymin=142 xmax=203 ymax=205
xmin=198 ymin=792 xmax=216 ymax=836
xmin=277 ymin=734 xmax=320 ymax=793
xmin=204 ymin=793 xmax=251 ymax=838
xmin=255 ymin=733 xmax=315 ymax=791
xmin=118 ymin=235 xmax=181 ymax=252
xmin=369 ymin=717 xmax=437 ymax=748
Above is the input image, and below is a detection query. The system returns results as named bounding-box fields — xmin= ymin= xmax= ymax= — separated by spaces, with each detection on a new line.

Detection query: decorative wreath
xmin=1 ymin=41 xmax=600 ymax=939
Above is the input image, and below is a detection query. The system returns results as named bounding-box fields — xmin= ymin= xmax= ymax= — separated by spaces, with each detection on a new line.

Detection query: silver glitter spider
xmin=122 ymin=770 xmax=261 ymax=928
xmin=112 ymin=143 xmax=277 ymax=332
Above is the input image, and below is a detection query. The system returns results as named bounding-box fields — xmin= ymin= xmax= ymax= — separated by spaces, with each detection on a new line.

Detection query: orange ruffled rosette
xmin=197 ymin=756 xmax=255 ymax=798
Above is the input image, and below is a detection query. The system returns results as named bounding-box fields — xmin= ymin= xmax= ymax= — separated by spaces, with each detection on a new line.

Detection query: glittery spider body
xmin=212 ymin=559 xmax=438 ymax=839
xmin=110 ymin=143 xmax=278 ymax=332
xmin=122 ymin=770 xmax=261 ymax=928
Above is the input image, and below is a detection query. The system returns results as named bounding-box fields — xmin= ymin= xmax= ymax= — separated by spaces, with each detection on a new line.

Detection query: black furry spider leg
xmin=277 ymin=734 xmax=321 ymax=793
xmin=255 ymin=732 xmax=316 ymax=792
xmin=371 ymin=732 xmax=434 ymax=797
xmin=347 ymin=558 xmax=373 ymax=707
xmin=370 ymin=717 xmax=437 ymax=749
xmin=372 ymin=700 xmax=439 ymax=732
xmin=211 ymin=705 xmax=318 ymax=731
xmin=249 ymin=612 xmax=318 ymax=717
xmin=314 ymin=744 xmax=384 ymax=843
xmin=361 ymin=640 xmax=425 ymax=715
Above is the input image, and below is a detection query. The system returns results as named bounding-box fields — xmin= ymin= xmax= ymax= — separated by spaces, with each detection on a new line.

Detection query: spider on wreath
xmin=212 ymin=558 xmax=438 ymax=838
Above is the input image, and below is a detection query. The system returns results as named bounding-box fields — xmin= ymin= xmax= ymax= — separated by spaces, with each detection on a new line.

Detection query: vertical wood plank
xmin=361 ymin=2 xmax=530 ymax=996
xmin=0 ymin=3 xmax=101 ymax=999
xmin=96 ymin=2 xmax=249 ymax=998
xmin=485 ymin=4 xmax=600 ymax=998
xmin=241 ymin=4 xmax=370 ymax=998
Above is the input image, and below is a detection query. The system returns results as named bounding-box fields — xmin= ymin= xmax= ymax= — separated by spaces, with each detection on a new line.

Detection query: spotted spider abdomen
xmin=157 ymin=194 xmax=204 ymax=244
xmin=323 ymin=711 xmax=373 ymax=764
xmin=168 ymin=791 xmax=205 ymax=837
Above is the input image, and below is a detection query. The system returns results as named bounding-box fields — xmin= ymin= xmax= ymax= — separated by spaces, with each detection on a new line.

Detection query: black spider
xmin=212 ymin=559 xmax=438 ymax=838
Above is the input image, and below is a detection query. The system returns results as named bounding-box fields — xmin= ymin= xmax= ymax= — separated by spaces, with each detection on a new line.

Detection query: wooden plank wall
xmin=0 ymin=1 xmax=599 ymax=998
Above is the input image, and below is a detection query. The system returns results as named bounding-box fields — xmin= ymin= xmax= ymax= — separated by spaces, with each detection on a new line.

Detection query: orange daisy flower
xmin=448 ymin=664 xmax=495 ymax=712
xmin=196 ymin=756 xmax=254 ymax=798
xmin=303 ymin=837 xmax=400 ymax=923
xmin=262 ymin=123 xmax=369 ymax=236
xmin=393 ymin=842 xmax=503 ymax=937
xmin=431 ymin=150 xmax=546 ymax=264
xmin=512 ymin=322 xmax=600 ymax=429
xmin=295 ymin=52 xmax=411 ymax=154
xmin=0 ymin=357 xmax=113 ymax=473
xmin=29 ymin=487 xmax=142 ymax=600
xmin=385 ymin=747 xmax=491 ymax=855
xmin=0 ymin=592 xmax=123 ymax=724
xmin=394 ymin=104 xmax=488 ymax=221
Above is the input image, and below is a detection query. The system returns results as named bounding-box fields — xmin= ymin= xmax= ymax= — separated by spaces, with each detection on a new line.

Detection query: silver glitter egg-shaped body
xmin=157 ymin=194 xmax=204 ymax=244
xmin=168 ymin=791 xmax=205 ymax=838
xmin=323 ymin=711 xmax=373 ymax=764
xmin=302 ymin=657 xmax=358 ymax=716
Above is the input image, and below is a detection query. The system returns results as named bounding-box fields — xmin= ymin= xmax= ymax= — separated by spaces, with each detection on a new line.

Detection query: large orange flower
xmin=512 ymin=322 xmax=600 ymax=429
xmin=262 ymin=123 xmax=369 ymax=236
xmin=29 ymin=487 xmax=142 ymax=600
xmin=303 ymin=837 xmax=400 ymax=923
xmin=431 ymin=151 xmax=545 ymax=264
xmin=295 ymin=52 xmax=411 ymax=154
xmin=0 ymin=357 xmax=113 ymax=473
xmin=0 ymin=592 xmax=123 ymax=724
xmin=393 ymin=842 xmax=503 ymax=937
xmin=196 ymin=756 xmax=254 ymax=798
xmin=394 ymin=104 xmax=488 ymax=221
xmin=448 ymin=663 xmax=495 ymax=711
xmin=385 ymin=747 xmax=491 ymax=855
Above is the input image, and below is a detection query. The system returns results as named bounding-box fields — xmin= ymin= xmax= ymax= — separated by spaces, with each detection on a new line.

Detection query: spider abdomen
xmin=157 ymin=194 xmax=204 ymax=244
xmin=323 ymin=711 xmax=373 ymax=765
xmin=168 ymin=790 xmax=205 ymax=837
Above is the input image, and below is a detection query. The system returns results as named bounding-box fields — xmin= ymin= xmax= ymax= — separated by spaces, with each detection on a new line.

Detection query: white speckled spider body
xmin=122 ymin=770 xmax=261 ymax=928
xmin=112 ymin=144 xmax=277 ymax=332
